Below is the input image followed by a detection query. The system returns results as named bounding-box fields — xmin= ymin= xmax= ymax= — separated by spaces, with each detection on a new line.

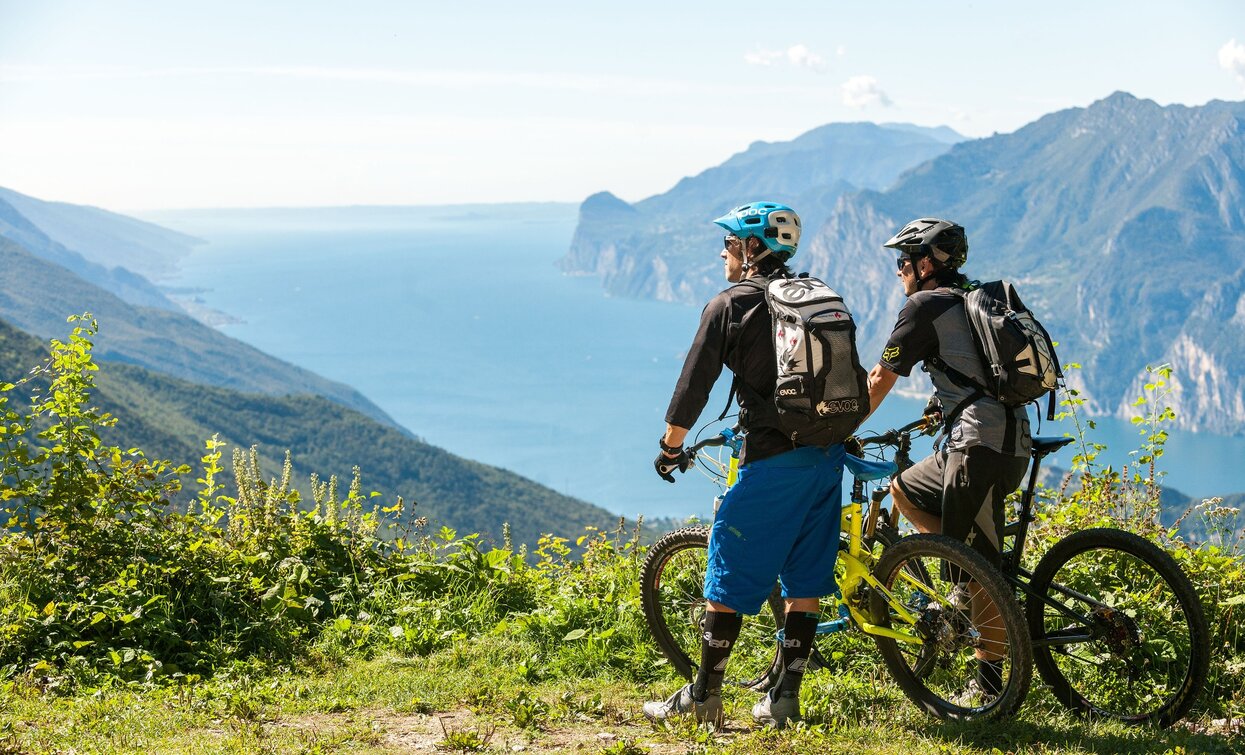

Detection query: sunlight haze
xmin=0 ymin=0 xmax=1241 ymax=210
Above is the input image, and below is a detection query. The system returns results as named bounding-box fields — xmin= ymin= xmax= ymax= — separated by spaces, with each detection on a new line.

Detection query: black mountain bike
xmin=641 ymin=419 xmax=1210 ymax=727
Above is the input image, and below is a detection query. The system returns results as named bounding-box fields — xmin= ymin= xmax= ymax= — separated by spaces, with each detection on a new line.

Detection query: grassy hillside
xmin=0 ymin=315 xmax=625 ymax=548
xmin=0 ymin=315 xmax=1238 ymax=754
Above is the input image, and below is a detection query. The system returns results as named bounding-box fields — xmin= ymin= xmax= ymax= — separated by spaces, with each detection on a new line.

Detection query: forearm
xmin=866 ymin=364 xmax=899 ymax=422
xmin=662 ymin=424 xmax=690 ymax=451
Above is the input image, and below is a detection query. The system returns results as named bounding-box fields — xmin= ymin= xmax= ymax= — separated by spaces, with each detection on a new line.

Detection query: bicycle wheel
xmin=640 ymin=527 xmax=784 ymax=690
xmin=870 ymin=534 xmax=1033 ymax=721
xmin=1026 ymin=527 xmax=1209 ymax=727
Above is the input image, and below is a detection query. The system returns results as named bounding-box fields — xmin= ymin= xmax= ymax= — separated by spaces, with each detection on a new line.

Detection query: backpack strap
xmin=716 ymin=277 xmax=770 ymax=423
xmin=928 ymin=283 xmax=1018 ymax=454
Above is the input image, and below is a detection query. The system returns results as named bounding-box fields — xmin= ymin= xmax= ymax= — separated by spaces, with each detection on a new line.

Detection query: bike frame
xmin=692 ymin=427 xmax=938 ymax=648
xmin=862 ymin=421 xmax=1109 ymax=652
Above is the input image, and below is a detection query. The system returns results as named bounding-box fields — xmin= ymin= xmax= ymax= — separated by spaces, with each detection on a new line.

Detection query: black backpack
xmin=723 ymin=274 xmax=869 ymax=447
xmin=932 ymin=280 xmax=1063 ymax=423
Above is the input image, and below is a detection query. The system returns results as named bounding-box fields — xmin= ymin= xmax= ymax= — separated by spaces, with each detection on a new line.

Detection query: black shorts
xmin=895 ymin=445 xmax=1030 ymax=566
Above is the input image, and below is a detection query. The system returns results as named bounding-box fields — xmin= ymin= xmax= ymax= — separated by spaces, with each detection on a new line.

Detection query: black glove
xmin=844 ymin=435 xmax=863 ymax=458
xmin=923 ymin=395 xmax=943 ymax=422
xmin=653 ymin=448 xmax=691 ymax=483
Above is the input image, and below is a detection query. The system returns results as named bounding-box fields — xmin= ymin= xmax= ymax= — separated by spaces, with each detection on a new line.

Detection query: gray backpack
xmin=762 ymin=274 xmax=870 ymax=446
xmin=934 ymin=280 xmax=1063 ymax=422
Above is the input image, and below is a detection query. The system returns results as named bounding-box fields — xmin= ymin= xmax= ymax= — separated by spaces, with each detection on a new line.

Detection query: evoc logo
xmin=777 ymin=388 xmax=799 ymax=397
xmin=816 ymin=399 xmax=860 ymax=416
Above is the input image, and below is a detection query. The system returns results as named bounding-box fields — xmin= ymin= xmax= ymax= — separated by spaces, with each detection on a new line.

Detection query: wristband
xmin=659 ymin=437 xmax=682 ymax=454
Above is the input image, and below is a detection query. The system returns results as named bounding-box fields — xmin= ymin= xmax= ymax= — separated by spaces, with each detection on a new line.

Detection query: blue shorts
xmin=703 ymin=444 xmax=845 ymax=614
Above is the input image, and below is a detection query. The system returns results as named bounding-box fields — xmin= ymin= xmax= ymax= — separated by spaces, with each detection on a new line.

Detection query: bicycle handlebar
xmin=687 ymin=434 xmax=728 ymax=454
xmin=686 ymin=425 xmax=741 ymax=458
xmin=854 ymin=416 xmax=939 ymax=449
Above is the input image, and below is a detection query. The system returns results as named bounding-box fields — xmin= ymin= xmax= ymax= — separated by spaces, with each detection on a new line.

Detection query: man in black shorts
xmin=865 ymin=217 xmax=1031 ymax=700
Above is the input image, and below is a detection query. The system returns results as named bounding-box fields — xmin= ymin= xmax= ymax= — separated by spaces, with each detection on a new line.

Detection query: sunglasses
xmin=896 ymin=254 xmax=925 ymax=271
xmin=724 ymin=235 xmax=742 ymax=249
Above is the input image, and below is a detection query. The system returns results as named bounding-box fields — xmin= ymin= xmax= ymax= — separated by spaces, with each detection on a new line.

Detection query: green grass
xmin=0 ymin=318 xmax=1241 ymax=754
xmin=0 ymin=645 xmax=1240 ymax=754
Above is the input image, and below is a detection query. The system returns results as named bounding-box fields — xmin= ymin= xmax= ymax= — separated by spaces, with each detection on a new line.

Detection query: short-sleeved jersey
xmin=665 ymin=280 xmax=795 ymax=464
xmin=879 ymin=288 xmax=1030 ymax=456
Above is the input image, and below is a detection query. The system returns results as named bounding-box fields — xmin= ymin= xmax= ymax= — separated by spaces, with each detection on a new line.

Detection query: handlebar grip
xmin=688 ymin=435 xmax=728 ymax=454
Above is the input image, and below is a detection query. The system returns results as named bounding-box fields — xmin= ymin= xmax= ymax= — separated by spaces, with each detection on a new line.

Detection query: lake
xmin=144 ymin=204 xmax=1244 ymax=520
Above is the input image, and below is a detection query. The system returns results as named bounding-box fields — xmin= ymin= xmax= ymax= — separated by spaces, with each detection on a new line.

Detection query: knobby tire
xmin=871 ymin=533 xmax=1033 ymax=721
xmin=640 ymin=526 xmax=788 ymax=690
xmin=1025 ymin=527 xmax=1209 ymax=727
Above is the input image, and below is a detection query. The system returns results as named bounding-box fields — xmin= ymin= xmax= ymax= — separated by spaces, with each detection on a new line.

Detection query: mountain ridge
xmin=565 ymin=93 xmax=1245 ymax=435
xmin=559 ymin=122 xmax=963 ymax=302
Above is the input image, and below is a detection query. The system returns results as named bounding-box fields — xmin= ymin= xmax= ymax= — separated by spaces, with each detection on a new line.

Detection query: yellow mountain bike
xmin=641 ymin=422 xmax=1034 ymax=721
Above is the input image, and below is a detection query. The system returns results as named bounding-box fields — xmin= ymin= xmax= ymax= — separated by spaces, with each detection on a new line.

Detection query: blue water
xmin=145 ymin=205 xmax=1244 ymax=520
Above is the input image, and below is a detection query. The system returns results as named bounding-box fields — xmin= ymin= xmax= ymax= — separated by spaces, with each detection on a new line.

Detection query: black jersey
xmin=665 ymin=280 xmax=795 ymax=464
xmin=880 ymin=287 xmax=1030 ymax=456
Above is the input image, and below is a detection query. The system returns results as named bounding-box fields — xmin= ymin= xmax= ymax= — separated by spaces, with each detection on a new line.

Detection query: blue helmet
xmin=713 ymin=201 xmax=801 ymax=260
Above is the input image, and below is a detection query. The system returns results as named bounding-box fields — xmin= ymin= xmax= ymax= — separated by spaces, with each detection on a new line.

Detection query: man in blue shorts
xmin=644 ymin=202 xmax=846 ymax=729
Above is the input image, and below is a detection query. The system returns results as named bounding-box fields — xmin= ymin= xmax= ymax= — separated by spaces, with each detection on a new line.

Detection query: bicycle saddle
xmin=1031 ymin=436 xmax=1075 ymax=457
xmin=844 ymin=454 xmax=896 ymax=482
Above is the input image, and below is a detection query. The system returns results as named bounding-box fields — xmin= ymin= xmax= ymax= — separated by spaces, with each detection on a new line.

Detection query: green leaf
xmin=562 ymin=629 xmax=587 ymax=641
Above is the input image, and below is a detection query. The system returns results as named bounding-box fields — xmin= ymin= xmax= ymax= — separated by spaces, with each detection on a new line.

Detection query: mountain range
xmin=560 ymin=122 xmax=963 ymax=301
xmin=563 ymin=93 xmax=1245 ymax=436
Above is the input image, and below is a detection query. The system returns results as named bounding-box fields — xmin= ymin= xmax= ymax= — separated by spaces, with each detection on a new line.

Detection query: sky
xmin=1 ymin=1 xmax=1243 ymax=211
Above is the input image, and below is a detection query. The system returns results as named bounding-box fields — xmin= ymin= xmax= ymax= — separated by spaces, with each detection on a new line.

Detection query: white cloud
xmin=744 ymin=45 xmax=827 ymax=72
xmin=1220 ymin=39 xmax=1245 ymax=87
xmin=786 ymin=44 xmax=826 ymax=72
xmin=841 ymin=75 xmax=892 ymax=108
xmin=836 ymin=45 xmax=847 ymax=57
xmin=743 ymin=50 xmax=785 ymax=66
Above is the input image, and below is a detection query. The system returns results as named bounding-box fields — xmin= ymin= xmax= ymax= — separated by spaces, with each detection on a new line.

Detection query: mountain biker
xmin=864 ymin=217 xmax=1032 ymax=700
xmin=645 ymin=201 xmax=846 ymax=729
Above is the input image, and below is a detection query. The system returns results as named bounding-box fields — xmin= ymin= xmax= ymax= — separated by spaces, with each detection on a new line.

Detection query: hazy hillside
xmin=0 ymin=316 xmax=623 ymax=547
xmin=0 ymin=236 xmax=397 ymax=428
xmin=560 ymin=122 xmax=962 ymax=301
xmin=0 ymin=196 xmax=179 ymax=311
xmin=0 ymin=186 xmax=200 ymax=280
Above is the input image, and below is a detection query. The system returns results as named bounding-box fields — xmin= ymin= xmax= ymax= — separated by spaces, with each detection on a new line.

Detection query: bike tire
xmin=641 ymin=526 xmax=808 ymax=691
xmin=870 ymin=534 xmax=1033 ymax=721
xmin=1025 ymin=527 xmax=1209 ymax=727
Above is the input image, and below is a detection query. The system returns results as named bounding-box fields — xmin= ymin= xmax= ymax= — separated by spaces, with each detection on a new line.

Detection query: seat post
xmin=1008 ymin=450 xmax=1045 ymax=572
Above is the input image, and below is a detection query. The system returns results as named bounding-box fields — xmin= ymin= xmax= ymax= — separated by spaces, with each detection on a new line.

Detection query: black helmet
xmin=883 ymin=217 xmax=968 ymax=268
